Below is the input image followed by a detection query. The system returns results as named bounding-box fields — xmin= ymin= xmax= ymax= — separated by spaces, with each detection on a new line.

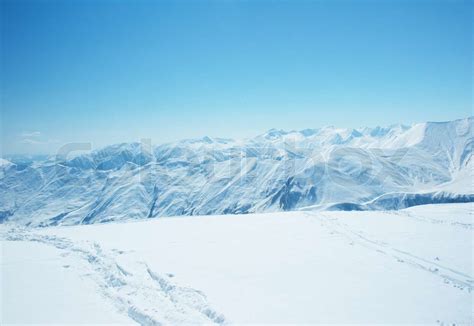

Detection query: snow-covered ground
xmin=1 ymin=203 xmax=472 ymax=324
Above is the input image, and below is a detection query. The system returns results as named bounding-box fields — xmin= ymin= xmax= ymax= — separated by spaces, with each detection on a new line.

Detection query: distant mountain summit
xmin=1 ymin=117 xmax=472 ymax=226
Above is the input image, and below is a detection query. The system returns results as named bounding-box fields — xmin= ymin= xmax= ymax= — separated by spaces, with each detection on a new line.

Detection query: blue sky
xmin=1 ymin=0 xmax=472 ymax=154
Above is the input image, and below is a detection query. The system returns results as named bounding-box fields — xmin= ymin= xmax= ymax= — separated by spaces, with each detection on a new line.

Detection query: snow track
xmin=2 ymin=205 xmax=472 ymax=324
xmin=306 ymin=212 xmax=474 ymax=293
xmin=4 ymin=228 xmax=226 ymax=325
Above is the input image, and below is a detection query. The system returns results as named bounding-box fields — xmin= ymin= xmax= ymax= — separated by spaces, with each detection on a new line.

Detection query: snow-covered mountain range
xmin=1 ymin=117 xmax=472 ymax=226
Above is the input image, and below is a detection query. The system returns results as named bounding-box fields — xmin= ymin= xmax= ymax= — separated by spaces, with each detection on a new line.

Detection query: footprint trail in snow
xmin=5 ymin=228 xmax=226 ymax=325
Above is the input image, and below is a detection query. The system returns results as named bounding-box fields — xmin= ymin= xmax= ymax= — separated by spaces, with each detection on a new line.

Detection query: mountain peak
xmin=2 ymin=117 xmax=471 ymax=226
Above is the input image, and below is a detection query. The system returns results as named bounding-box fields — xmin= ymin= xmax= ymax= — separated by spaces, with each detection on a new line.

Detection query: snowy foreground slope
xmin=1 ymin=203 xmax=472 ymax=324
xmin=1 ymin=117 xmax=473 ymax=226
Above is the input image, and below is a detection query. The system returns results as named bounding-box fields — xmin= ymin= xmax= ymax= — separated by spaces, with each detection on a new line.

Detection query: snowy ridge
xmin=1 ymin=117 xmax=472 ymax=226
xmin=324 ymin=191 xmax=474 ymax=211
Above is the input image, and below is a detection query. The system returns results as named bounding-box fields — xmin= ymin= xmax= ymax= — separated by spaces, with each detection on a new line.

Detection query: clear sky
xmin=1 ymin=0 xmax=472 ymax=154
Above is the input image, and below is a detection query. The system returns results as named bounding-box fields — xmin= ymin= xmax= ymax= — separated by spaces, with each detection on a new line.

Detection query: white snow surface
xmin=1 ymin=203 xmax=472 ymax=324
xmin=1 ymin=117 xmax=473 ymax=226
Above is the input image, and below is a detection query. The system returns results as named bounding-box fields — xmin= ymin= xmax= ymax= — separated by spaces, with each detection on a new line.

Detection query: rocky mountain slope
xmin=1 ymin=117 xmax=472 ymax=226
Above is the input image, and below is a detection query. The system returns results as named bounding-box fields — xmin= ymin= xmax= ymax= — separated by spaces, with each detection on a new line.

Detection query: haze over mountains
xmin=1 ymin=117 xmax=472 ymax=226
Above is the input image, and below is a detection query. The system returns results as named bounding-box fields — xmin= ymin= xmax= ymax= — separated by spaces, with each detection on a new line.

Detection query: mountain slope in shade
xmin=1 ymin=117 xmax=472 ymax=226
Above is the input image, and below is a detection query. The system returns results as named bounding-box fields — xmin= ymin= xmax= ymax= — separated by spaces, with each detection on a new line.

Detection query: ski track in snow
xmin=4 ymin=228 xmax=226 ymax=325
xmin=392 ymin=209 xmax=474 ymax=230
xmin=304 ymin=212 xmax=474 ymax=293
